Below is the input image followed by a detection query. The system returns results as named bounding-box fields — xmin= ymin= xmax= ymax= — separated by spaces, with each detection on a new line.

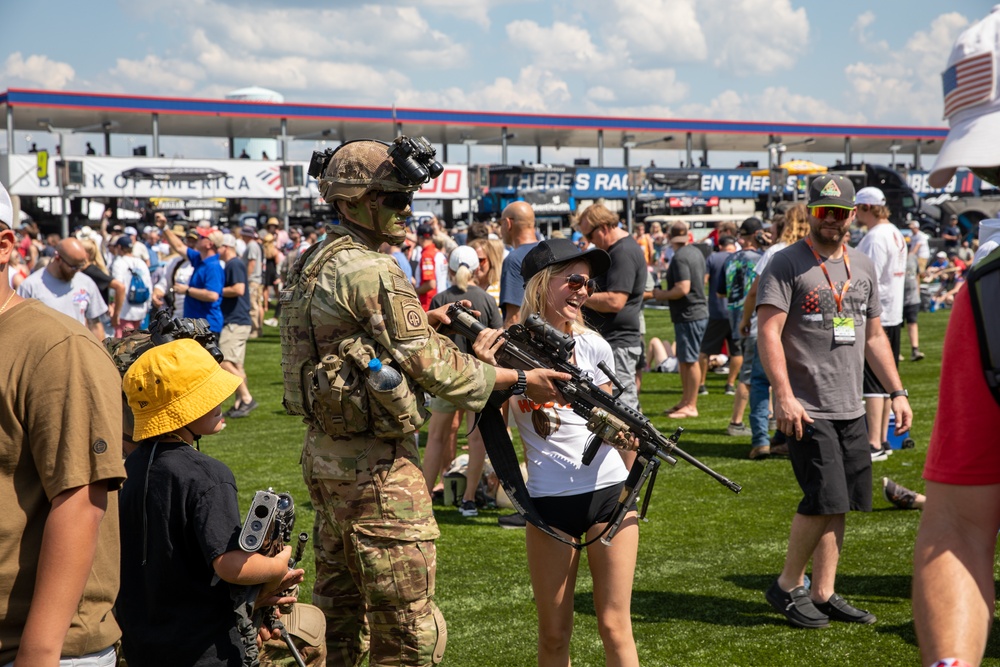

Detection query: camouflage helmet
xmin=319 ymin=140 xmax=416 ymax=204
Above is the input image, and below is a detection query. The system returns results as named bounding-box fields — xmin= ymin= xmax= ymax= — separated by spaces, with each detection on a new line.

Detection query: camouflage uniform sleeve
xmin=316 ymin=248 xmax=497 ymax=412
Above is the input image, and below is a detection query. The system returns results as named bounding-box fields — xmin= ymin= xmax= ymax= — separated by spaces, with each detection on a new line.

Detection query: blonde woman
xmin=469 ymin=237 xmax=502 ymax=304
xmin=472 ymin=239 xmax=639 ymax=667
xmin=80 ymin=236 xmax=126 ymax=326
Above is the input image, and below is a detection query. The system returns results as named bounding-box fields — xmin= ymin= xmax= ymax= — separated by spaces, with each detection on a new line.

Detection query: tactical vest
xmin=279 ymin=234 xmax=427 ymax=438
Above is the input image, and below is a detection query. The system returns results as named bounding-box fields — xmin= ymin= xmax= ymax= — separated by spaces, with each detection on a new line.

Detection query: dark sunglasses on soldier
xmin=374 ymin=191 xmax=414 ymax=211
xmin=808 ymin=206 xmax=854 ymax=222
xmin=565 ymin=274 xmax=597 ymax=297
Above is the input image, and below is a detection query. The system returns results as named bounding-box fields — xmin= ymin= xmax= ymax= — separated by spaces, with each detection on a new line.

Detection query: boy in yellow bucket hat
xmin=116 ymin=338 xmax=303 ymax=666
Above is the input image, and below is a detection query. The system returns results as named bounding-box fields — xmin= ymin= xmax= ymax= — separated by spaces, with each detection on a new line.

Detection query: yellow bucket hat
xmin=124 ymin=338 xmax=242 ymax=441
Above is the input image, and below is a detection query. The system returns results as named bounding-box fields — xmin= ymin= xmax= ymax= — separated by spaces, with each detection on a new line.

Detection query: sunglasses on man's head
xmin=565 ymin=274 xmax=597 ymax=296
xmin=809 ymin=206 xmax=854 ymax=222
xmin=375 ymin=191 xmax=414 ymax=211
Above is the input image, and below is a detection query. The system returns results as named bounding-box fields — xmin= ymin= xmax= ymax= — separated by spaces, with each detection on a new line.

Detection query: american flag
xmin=942 ymin=51 xmax=995 ymax=119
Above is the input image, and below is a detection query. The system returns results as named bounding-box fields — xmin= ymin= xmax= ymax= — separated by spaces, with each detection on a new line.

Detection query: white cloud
xmin=700 ymin=0 xmax=810 ymax=75
xmin=845 ymin=12 xmax=969 ymax=124
xmin=586 ymin=86 xmax=617 ymax=103
xmin=612 ymin=0 xmax=707 ymax=62
xmin=412 ymin=0 xmax=503 ymax=28
xmin=109 ymin=55 xmax=203 ymax=94
xmin=603 ymin=69 xmax=689 ymax=106
xmin=395 ymin=66 xmax=571 ymax=112
xmin=2 ymin=52 xmax=75 ymax=89
xmin=852 ymin=10 xmax=889 ymax=51
xmin=678 ymin=87 xmax=867 ymax=124
xmin=506 ymin=20 xmax=617 ymax=71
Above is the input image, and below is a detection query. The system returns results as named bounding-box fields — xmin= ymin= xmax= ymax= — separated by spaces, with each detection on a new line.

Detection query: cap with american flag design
xmin=929 ymin=6 xmax=1000 ymax=189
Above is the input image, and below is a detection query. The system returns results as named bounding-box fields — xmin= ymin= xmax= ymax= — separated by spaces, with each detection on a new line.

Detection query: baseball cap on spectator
xmin=142 ymin=225 xmax=155 ymax=236
xmin=808 ymin=174 xmax=856 ymax=208
xmin=114 ymin=236 xmax=133 ymax=249
xmin=0 ymin=182 xmax=12 ymax=230
xmin=172 ymin=223 xmax=187 ymax=235
xmin=221 ymin=233 xmax=237 ymax=248
xmin=184 ymin=228 xmax=199 ymax=241
xmin=521 ymin=238 xmax=611 ymax=285
xmin=453 ymin=222 xmax=469 ymax=232
xmin=929 ymin=7 xmax=1000 ymax=188
xmin=283 ymin=241 xmax=295 ymax=252
xmin=194 ymin=227 xmax=224 ymax=249
xmin=417 ymin=223 xmax=434 ymax=238
xmin=448 ymin=246 xmax=480 ymax=273
xmin=738 ymin=217 xmax=763 ymax=236
xmin=936 ymin=251 xmax=948 ymax=259
xmin=111 ymin=224 xmax=124 ymax=234
xmin=855 ymin=187 xmax=887 ymax=206
xmin=124 ymin=226 xmax=138 ymax=236
xmin=266 ymin=217 xmax=280 ymax=227
xmin=240 ymin=225 xmax=258 ymax=238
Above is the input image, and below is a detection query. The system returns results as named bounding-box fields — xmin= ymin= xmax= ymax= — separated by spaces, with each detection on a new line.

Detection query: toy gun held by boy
xmin=445 ymin=302 xmax=741 ymax=510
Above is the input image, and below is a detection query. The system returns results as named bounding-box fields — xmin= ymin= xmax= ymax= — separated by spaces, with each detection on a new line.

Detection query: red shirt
xmin=923 ymin=284 xmax=1000 ymax=485
xmin=418 ymin=244 xmax=438 ymax=311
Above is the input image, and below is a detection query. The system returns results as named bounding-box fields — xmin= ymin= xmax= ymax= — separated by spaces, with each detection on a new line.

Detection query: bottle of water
xmin=803 ymin=573 xmax=811 ymax=590
xmin=368 ymin=358 xmax=402 ymax=391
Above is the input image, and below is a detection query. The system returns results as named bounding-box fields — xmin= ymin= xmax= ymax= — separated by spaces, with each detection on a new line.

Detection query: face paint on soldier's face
xmin=373 ymin=195 xmax=410 ymax=245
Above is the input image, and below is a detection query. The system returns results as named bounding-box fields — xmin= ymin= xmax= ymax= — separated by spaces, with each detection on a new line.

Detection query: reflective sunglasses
xmin=375 ymin=191 xmax=414 ymax=211
xmin=565 ymin=273 xmax=597 ymax=296
xmin=809 ymin=206 xmax=854 ymax=221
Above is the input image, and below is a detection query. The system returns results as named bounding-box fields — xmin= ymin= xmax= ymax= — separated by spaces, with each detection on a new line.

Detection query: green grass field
xmin=209 ymin=307 xmax=1000 ymax=666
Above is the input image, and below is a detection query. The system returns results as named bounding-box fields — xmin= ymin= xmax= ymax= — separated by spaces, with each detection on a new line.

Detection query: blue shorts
xmin=674 ymin=318 xmax=708 ymax=364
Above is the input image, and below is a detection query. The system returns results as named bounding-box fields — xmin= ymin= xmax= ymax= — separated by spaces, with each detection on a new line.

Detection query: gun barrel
xmin=661 ymin=444 xmax=742 ymax=493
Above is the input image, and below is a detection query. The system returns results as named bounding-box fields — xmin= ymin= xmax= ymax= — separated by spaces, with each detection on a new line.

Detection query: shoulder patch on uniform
xmin=380 ymin=272 xmax=427 ymax=341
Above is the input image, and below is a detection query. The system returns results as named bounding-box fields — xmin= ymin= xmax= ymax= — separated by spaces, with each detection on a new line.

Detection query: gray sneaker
xmin=726 ymin=422 xmax=751 ymax=437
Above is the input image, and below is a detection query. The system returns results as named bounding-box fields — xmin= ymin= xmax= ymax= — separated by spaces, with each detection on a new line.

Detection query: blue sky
xmin=0 ymin=0 xmax=990 ymax=166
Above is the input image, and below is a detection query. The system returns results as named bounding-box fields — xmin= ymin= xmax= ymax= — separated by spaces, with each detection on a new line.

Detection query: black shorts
xmin=903 ymin=303 xmax=920 ymax=325
xmin=862 ymin=324 xmax=901 ymax=395
xmin=699 ymin=317 xmax=737 ymax=356
xmin=532 ymin=482 xmax=635 ymax=538
xmin=788 ymin=416 xmax=872 ymax=515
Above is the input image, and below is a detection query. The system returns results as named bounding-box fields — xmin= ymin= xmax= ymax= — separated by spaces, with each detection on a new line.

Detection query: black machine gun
xmin=239 ymin=489 xmax=310 ymax=667
xmin=446 ymin=303 xmax=741 ymax=544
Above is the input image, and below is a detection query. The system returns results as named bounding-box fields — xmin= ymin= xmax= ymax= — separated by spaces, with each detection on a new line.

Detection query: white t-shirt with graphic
xmin=856 ymin=222 xmax=907 ymax=327
xmin=510 ymin=331 xmax=629 ymax=498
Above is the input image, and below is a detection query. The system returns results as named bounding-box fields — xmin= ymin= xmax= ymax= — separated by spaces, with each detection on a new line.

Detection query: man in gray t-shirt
xmin=18 ymin=237 xmax=108 ymax=340
xmin=757 ymin=174 xmax=912 ymax=630
xmin=240 ymin=226 xmax=264 ymax=337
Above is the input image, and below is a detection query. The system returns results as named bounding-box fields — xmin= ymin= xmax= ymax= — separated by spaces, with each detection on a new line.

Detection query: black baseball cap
xmin=416 ymin=223 xmax=434 ymax=238
xmin=114 ymin=235 xmax=133 ymax=249
xmin=808 ymin=174 xmax=856 ymax=208
xmin=738 ymin=217 xmax=763 ymax=235
xmin=521 ymin=238 xmax=611 ymax=285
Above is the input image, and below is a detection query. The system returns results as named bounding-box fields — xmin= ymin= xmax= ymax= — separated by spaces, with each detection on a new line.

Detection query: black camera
xmin=148 ymin=310 xmax=224 ymax=364
xmin=389 ymin=136 xmax=444 ymax=186
xmin=308 ymin=147 xmax=335 ymax=180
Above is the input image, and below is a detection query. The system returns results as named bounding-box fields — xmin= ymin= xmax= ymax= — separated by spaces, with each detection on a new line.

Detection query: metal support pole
xmin=597 ymin=129 xmax=604 ymax=167
xmin=151 ymin=113 xmax=159 ymax=157
xmin=536 ymin=144 xmax=542 ymax=164
xmin=914 ymin=142 xmax=922 ymax=171
xmin=280 ymin=119 xmax=290 ymax=229
xmin=624 ymin=144 xmax=633 ymax=234
xmin=501 ymin=127 xmax=509 ymax=166
xmin=441 ymin=142 xmax=453 ymax=224
xmin=844 ymin=136 xmax=852 ymax=165
xmin=5 ymin=106 xmax=13 ymax=155
xmin=104 ymin=130 xmax=112 ymax=156
xmin=280 ymin=119 xmax=288 ymax=161
xmin=685 ymin=132 xmax=693 ymax=168
xmin=466 ymin=142 xmax=474 ymax=225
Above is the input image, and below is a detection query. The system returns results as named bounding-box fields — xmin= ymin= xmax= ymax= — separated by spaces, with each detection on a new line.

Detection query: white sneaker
xmin=727 ymin=422 xmax=751 ymax=437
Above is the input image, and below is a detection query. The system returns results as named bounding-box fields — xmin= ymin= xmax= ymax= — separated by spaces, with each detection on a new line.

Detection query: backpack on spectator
xmin=127 ymin=268 xmax=151 ymax=305
xmin=968 ymin=246 xmax=1000 ymax=408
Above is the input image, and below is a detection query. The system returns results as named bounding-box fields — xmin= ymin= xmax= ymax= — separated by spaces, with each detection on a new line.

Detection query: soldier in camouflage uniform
xmin=279 ymin=138 xmax=566 ymax=667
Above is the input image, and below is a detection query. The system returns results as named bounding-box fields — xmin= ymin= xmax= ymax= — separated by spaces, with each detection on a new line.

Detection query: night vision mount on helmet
xmin=310 ymin=135 xmax=444 ymax=204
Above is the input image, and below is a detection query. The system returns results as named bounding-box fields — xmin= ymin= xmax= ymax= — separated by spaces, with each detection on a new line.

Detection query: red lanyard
xmin=805 ymin=237 xmax=851 ymax=313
